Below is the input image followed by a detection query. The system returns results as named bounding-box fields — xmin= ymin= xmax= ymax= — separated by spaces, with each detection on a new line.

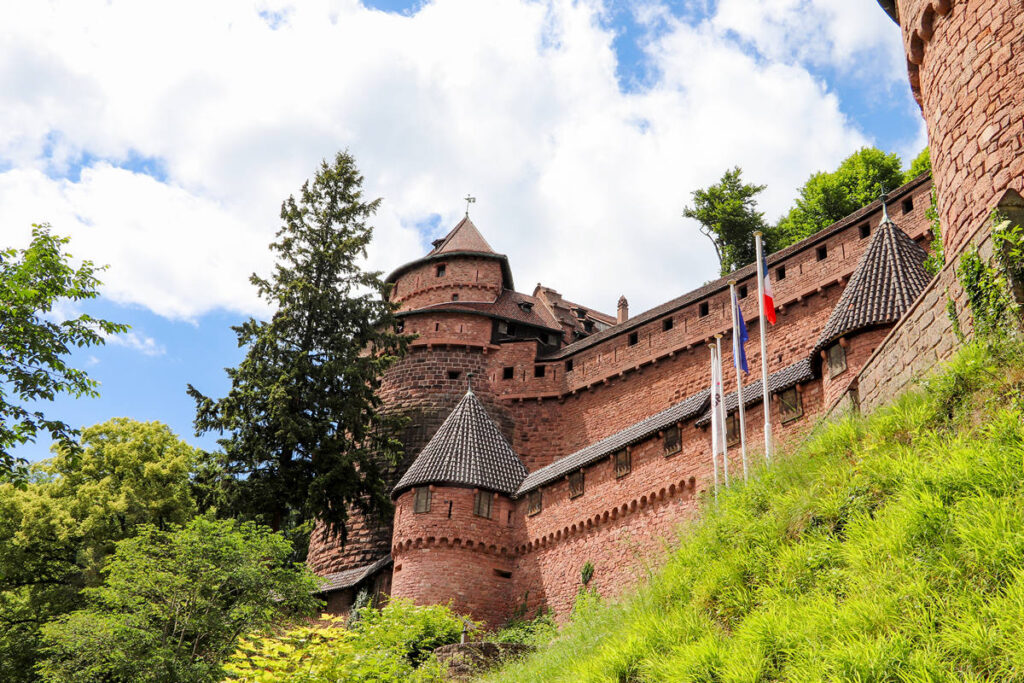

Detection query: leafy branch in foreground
xmin=0 ymin=224 xmax=127 ymax=481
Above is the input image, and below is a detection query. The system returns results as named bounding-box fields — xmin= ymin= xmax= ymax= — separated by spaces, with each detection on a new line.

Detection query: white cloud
xmin=104 ymin=330 xmax=167 ymax=357
xmin=0 ymin=0 xmax=912 ymax=318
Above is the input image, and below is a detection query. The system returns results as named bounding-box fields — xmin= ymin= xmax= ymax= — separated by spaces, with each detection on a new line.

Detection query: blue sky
xmin=1 ymin=0 xmax=922 ymax=462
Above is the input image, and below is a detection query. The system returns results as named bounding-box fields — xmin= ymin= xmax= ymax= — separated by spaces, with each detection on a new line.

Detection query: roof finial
xmin=880 ymin=190 xmax=890 ymax=225
xmin=466 ymin=372 xmax=474 ymax=394
xmin=464 ymin=194 xmax=476 ymax=217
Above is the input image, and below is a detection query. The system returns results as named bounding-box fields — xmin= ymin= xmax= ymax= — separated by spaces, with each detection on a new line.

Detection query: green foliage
xmin=481 ymin=340 xmax=1024 ymax=682
xmin=956 ymin=213 xmax=1024 ymax=342
xmin=0 ymin=225 xmax=127 ymax=481
xmin=492 ymin=610 xmax=557 ymax=647
xmin=580 ymin=560 xmax=595 ymax=586
xmin=189 ymin=151 xmax=409 ymax=540
xmin=224 ymin=599 xmax=471 ymax=682
xmin=0 ymin=419 xmax=204 ymax=681
xmin=923 ymin=185 xmax=945 ymax=276
xmin=683 ymin=167 xmax=775 ymax=275
xmin=38 ymin=517 xmax=318 ymax=683
xmin=905 ymin=146 xmax=931 ymax=182
xmin=776 ymin=147 xmax=906 ymax=246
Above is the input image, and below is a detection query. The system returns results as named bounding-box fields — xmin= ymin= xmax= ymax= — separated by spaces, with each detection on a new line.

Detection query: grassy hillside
xmin=482 ymin=341 xmax=1024 ymax=682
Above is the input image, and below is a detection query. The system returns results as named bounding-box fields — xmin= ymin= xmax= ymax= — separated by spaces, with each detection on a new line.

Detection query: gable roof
xmin=428 ymin=216 xmax=495 ymax=255
xmin=392 ymin=390 xmax=528 ymax=498
xmin=315 ymin=555 xmax=392 ymax=594
xmin=515 ymin=389 xmax=711 ymax=496
xmin=814 ymin=215 xmax=931 ymax=354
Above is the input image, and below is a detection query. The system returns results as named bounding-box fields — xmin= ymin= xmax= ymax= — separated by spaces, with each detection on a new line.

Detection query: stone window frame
xmin=663 ymin=424 xmax=681 ymax=456
xmin=613 ymin=449 xmax=631 ymax=478
xmin=413 ymin=487 xmax=431 ymax=514
xmin=502 ymin=366 xmax=515 ymax=380
xmin=726 ymin=411 xmax=740 ymax=447
xmin=662 ymin=317 xmax=673 ymax=332
xmin=776 ymin=265 xmax=787 ymax=280
xmin=816 ymin=244 xmax=828 ymax=261
xmin=698 ymin=302 xmax=710 ymax=318
xmin=473 ymin=490 xmax=493 ymax=519
xmin=527 ymin=490 xmax=542 ymax=516
xmin=778 ymin=387 xmax=803 ymax=424
xmin=628 ymin=331 xmax=639 ymax=346
xmin=827 ymin=342 xmax=848 ymax=378
xmin=568 ymin=471 xmax=585 ymax=499
xmin=738 ymin=284 xmax=748 ymax=299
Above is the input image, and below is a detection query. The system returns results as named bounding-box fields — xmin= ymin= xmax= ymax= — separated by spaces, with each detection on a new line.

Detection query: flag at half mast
xmin=733 ymin=289 xmax=749 ymax=374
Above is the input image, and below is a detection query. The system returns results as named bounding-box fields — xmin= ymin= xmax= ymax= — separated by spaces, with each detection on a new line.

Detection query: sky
xmin=1 ymin=0 xmax=925 ymax=462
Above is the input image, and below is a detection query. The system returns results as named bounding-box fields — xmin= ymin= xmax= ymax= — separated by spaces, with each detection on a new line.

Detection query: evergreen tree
xmin=188 ymin=151 xmax=408 ymax=543
xmin=683 ymin=167 xmax=774 ymax=276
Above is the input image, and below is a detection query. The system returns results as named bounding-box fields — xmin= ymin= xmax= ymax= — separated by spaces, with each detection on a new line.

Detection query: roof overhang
xmin=876 ymin=0 xmax=898 ymax=22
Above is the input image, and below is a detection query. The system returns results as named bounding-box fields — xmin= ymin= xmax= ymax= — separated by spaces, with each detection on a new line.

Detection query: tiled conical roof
xmin=815 ymin=215 xmax=931 ymax=353
xmin=392 ymin=390 xmax=527 ymax=498
xmin=429 ymin=216 xmax=495 ymax=255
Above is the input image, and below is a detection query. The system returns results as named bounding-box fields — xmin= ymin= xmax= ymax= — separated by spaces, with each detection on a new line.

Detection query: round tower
xmin=390 ymin=389 xmax=527 ymax=628
xmin=878 ymin=0 xmax=1023 ymax=256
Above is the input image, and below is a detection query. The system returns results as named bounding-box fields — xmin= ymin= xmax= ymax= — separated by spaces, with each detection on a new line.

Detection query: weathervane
xmin=879 ymin=190 xmax=890 ymax=223
xmin=464 ymin=194 xmax=476 ymax=217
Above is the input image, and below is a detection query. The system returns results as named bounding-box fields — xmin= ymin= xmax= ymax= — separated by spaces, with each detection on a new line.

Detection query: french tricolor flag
xmin=761 ymin=255 xmax=776 ymax=325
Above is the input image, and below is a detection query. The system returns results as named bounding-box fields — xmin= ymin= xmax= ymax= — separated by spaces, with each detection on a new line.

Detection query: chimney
xmin=617 ymin=296 xmax=629 ymax=324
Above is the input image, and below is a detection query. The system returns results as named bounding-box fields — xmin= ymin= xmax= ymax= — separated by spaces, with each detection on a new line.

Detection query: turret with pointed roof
xmin=392 ymin=389 xmax=527 ymax=498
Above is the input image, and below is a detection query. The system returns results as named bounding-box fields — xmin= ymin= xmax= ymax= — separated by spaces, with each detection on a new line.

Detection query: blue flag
xmin=733 ymin=291 xmax=749 ymax=374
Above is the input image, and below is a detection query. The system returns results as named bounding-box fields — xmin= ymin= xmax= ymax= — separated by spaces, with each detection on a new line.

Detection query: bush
xmin=224 ymin=599 xmax=474 ymax=682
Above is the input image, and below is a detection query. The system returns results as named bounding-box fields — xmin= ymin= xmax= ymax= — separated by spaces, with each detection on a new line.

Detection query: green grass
xmin=480 ymin=341 xmax=1024 ymax=682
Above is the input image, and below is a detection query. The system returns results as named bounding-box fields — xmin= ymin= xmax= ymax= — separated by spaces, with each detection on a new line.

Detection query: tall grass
xmin=481 ymin=341 xmax=1024 ymax=682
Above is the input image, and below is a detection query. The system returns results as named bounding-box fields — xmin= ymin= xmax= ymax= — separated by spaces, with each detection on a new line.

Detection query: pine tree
xmin=188 ymin=151 xmax=408 ymax=542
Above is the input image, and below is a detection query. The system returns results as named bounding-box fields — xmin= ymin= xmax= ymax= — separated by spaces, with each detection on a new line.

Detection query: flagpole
xmin=714 ymin=333 xmax=730 ymax=486
xmin=728 ymin=281 xmax=749 ymax=481
xmin=707 ymin=343 xmax=720 ymax=502
xmin=754 ymin=231 xmax=773 ymax=462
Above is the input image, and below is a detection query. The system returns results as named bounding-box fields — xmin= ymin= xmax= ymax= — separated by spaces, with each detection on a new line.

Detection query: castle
xmin=307 ymin=0 xmax=1024 ymax=629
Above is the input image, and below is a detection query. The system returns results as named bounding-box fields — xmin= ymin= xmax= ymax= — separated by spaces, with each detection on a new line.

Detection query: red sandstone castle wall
xmin=897 ymin=0 xmax=1023 ymax=256
xmin=392 ymin=257 xmax=505 ymax=309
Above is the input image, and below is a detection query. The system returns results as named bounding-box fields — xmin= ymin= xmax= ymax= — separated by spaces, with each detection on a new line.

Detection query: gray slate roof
xmin=694 ymin=358 xmax=816 ymax=426
xmin=315 ymin=555 xmax=392 ymax=594
xmin=814 ymin=216 xmax=931 ymax=354
xmin=515 ymin=389 xmax=711 ymax=496
xmin=392 ymin=391 xmax=528 ymax=498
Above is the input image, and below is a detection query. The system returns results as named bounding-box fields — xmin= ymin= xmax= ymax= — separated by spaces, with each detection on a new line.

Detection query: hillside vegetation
xmin=482 ymin=340 xmax=1024 ymax=682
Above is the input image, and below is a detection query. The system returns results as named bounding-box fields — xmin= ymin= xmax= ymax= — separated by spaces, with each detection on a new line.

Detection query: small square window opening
xmin=413 ymin=487 xmax=431 ymax=514
xmin=451 ymin=293 xmax=459 ymax=301
xmin=502 ymin=366 xmax=515 ymax=380
xmin=447 ymin=371 xmax=461 ymax=381
xmin=664 ymin=424 xmax=681 ymax=455
xmin=527 ymin=490 xmax=542 ymax=516
xmin=473 ymin=490 xmax=493 ymax=519
xmin=662 ymin=317 xmax=673 ymax=332
xmin=628 ymin=331 xmax=639 ymax=346
xmin=565 ymin=360 xmax=574 ymax=372
xmin=699 ymin=302 xmax=709 ymax=318
xmin=902 ymin=198 xmax=913 ymax=214
xmin=777 ymin=265 xmax=787 ymax=280
xmin=614 ymin=449 xmax=631 ymax=478
xmin=568 ymin=471 xmax=584 ymax=499
xmin=817 ymin=245 xmax=828 ymax=261
xmin=534 ymin=365 xmax=545 ymax=378
xmin=739 ymin=285 xmax=748 ymax=299
xmin=859 ymin=223 xmax=871 ymax=239
xmin=436 ymin=264 xmax=446 ymax=277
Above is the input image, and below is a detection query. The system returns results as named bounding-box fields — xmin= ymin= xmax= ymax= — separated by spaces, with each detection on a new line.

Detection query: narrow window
xmin=827 ymin=343 xmax=847 ymax=377
xmin=817 ymin=245 xmax=828 ymax=261
xmin=726 ymin=412 xmax=740 ymax=447
xmin=778 ymin=387 xmax=803 ymax=423
xmin=738 ymin=284 xmax=748 ymax=299
xmin=568 ymin=471 xmax=584 ymax=499
xmin=534 ymin=365 xmax=545 ymax=378
xmin=434 ymin=322 xmax=440 ymax=332
xmin=436 ymin=264 xmax=446 ymax=277
xmin=474 ymin=490 xmax=493 ymax=519
xmin=777 ymin=265 xmax=787 ymax=280
xmin=447 ymin=370 xmax=460 ymax=381
xmin=902 ymin=197 xmax=913 ymax=214
xmin=451 ymin=293 xmax=459 ymax=301
xmin=859 ymin=223 xmax=871 ymax=239
xmin=565 ymin=359 xmax=574 ymax=372
xmin=527 ymin=490 xmax=542 ymax=516
xmin=503 ymin=366 xmax=515 ymax=380
xmin=493 ymin=568 xmax=512 ymax=579
xmin=614 ymin=449 xmax=631 ymax=478
xmin=699 ymin=302 xmax=709 ymax=318
xmin=497 ymin=321 xmax=509 ymax=335
xmin=664 ymin=424 xmax=681 ymax=455
xmin=628 ymin=331 xmax=639 ymax=346
xmin=662 ymin=317 xmax=673 ymax=332
xmin=413 ymin=487 xmax=431 ymax=514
